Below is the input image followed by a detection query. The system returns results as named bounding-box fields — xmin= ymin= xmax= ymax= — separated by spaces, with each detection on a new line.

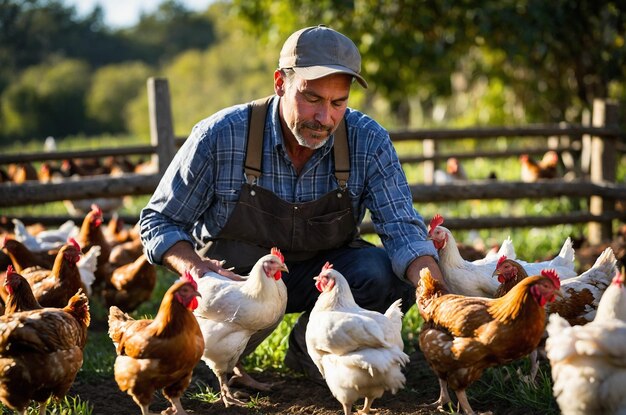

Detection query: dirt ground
xmin=69 ymin=340 xmax=550 ymax=415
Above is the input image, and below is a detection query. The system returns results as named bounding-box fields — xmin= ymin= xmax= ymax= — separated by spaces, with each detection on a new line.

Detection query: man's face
xmin=278 ymin=72 xmax=351 ymax=150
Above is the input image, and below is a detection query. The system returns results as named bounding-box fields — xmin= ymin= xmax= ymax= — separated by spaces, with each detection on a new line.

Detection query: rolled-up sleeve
xmin=140 ymin=127 xmax=215 ymax=265
xmin=360 ymin=129 xmax=438 ymax=279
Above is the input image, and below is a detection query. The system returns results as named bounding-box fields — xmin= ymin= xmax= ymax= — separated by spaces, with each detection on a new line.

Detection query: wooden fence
xmin=1 ymin=77 xmax=625 ymax=244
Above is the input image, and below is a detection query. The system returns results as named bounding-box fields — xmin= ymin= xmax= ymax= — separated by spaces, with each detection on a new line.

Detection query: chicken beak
xmin=281 ymin=263 xmax=289 ymax=273
xmin=554 ymin=289 xmax=564 ymax=299
xmin=194 ymin=289 xmax=202 ymax=298
xmin=492 ymin=269 xmax=501 ymax=279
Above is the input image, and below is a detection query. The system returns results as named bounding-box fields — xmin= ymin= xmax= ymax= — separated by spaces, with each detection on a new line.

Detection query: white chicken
xmin=305 ymin=262 xmax=409 ymax=415
xmin=12 ymin=219 xmax=78 ymax=252
xmin=428 ymin=214 xmax=577 ymax=297
xmin=77 ymin=245 xmax=100 ymax=296
xmin=546 ymin=268 xmax=626 ymax=414
xmin=193 ymin=247 xmax=288 ymax=407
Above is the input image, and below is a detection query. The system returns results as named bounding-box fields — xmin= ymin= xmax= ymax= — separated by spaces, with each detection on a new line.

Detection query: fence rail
xmin=1 ymin=77 xmax=624 ymax=244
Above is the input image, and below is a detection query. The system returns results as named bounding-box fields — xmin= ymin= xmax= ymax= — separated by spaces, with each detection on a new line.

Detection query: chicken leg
xmin=418 ymin=378 xmax=452 ymax=410
xmin=161 ymin=396 xmax=188 ymax=415
xmin=358 ymin=397 xmax=379 ymax=414
xmin=229 ymin=363 xmax=283 ymax=391
xmin=218 ymin=372 xmax=248 ymax=407
xmin=454 ymin=388 xmax=476 ymax=415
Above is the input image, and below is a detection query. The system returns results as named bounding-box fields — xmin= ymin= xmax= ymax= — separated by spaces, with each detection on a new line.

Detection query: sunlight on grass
xmin=186 ymin=381 xmax=221 ymax=404
xmin=0 ymin=396 xmax=93 ymax=415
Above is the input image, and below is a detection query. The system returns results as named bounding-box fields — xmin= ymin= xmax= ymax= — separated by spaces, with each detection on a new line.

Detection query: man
xmin=140 ymin=25 xmax=442 ymax=390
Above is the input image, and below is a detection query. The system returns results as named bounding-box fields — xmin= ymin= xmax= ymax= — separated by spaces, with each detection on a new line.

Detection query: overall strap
xmin=245 ymin=96 xmax=273 ymax=184
xmin=245 ymin=96 xmax=350 ymax=187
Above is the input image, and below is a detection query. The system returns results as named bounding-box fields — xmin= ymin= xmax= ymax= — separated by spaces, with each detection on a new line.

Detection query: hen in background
xmin=306 ymin=262 xmax=409 ymax=415
xmin=417 ymin=267 xmax=561 ymax=414
xmin=76 ymin=204 xmax=113 ymax=289
xmin=547 ymin=268 xmax=626 ymax=414
xmin=520 ymin=151 xmax=559 ymax=182
xmin=429 ymin=214 xmax=576 ymax=296
xmin=434 ymin=157 xmax=468 ymax=184
xmin=108 ymin=272 xmax=203 ymax=415
xmin=494 ymin=247 xmax=617 ymax=326
xmin=2 ymin=236 xmax=56 ymax=271
xmin=6 ymin=162 xmax=38 ymax=184
xmin=1 ymin=239 xmax=86 ymax=309
xmin=103 ymin=214 xmax=133 ymax=247
xmin=0 ymin=290 xmax=89 ymax=415
xmin=194 ymin=247 xmax=288 ymax=407
xmin=3 ymin=265 xmax=42 ymax=314
xmin=103 ymin=254 xmax=156 ymax=312
xmin=12 ymin=218 xmax=76 ymax=252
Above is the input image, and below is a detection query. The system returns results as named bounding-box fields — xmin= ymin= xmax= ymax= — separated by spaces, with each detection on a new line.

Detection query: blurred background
xmin=1 ymin=0 xmax=625 ymax=148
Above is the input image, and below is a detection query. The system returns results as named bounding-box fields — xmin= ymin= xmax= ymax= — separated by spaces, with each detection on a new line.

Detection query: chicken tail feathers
xmin=550 ymin=237 xmax=575 ymax=270
xmin=64 ymin=289 xmax=90 ymax=328
xmin=384 ymin=298 xmax=404 ymax=321
xmin=108 ymin=305 xmax=133 ymax=351
xmin=590 ymin=247 xmax=617 ymax=276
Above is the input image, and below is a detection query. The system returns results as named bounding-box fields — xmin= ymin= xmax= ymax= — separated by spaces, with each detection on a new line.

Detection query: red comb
xmin=541 ymin=269 xmax=560 ymax=289
xmin=68 ymin=237 xmax=81 ymax=251
xmin=180 ymin=270 xmax=198 ymax=290
xmin=6 ymin=265 xmax=15 ymax=275
xmin=428 ymin=214 xmax=444 ymax=235
xmin=91 ymin=204 xmax=102 ymax=217
xmin=322 ymin=262 xmax=333 ymax=272
xmin=496 ymin=256 xmax=507 ymax=268
xmin=271 ymin=247 xmax=284 ymax=263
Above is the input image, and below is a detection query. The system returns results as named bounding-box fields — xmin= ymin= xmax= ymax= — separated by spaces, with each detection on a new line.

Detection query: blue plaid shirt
xmin=140 ymin=96 xmax=437 ymax=279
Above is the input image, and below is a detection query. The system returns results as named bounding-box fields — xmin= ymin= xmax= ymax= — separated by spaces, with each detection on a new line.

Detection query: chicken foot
xmin=357 ymin=397 xmax=379 ymax=414
xmin=417 ymin=378 xmax=452 ymax=411
xmin=228 ymin=363 xmax=283 ymax=391
xmin=218 ymin=372 xmax=248 ymax=407
xmin=161 ymin=396 xmax=188 ymax=415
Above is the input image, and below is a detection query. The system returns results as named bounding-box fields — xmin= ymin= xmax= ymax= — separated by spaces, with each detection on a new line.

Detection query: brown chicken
xmin=0 ymin=290 xmax=90 ymax=414
xmin=417 ymin=267 xmax=561 ymax=414
xmin=76 ymin=204 xmax=113 ymax=289
xmin=103 ymin=214 xmax=133 ymax=247
xmin=103 ymin=254 xmax=157 ymax=312
xmin=2 ymin=239 xmax=85 ymax=309
xmin=108 ymin=271 xmax=204 ymax=415
xmin=7 ymin=162 xmax=38 ymax=184
xmin=2 ymin=236 xmax=56 ymax=272
xmin=3 ymin=265 xmax=42 ymax=314
xmin=520 ymin=151 xmax=559 ymax=182
xmin=110 ymin=237 xmax=144 ymax=266
xmin=494 ymin=248 xmax=617 ymax=326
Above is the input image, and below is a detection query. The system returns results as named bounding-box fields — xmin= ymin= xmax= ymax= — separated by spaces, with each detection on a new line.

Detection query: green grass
xmin=0 ymin=396 xmax=93 ymax=415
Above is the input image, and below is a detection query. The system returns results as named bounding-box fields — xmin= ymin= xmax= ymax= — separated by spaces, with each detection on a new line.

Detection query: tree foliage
xmin=87 ymin=62 xmax=155 ymax=133
xmin=120 ymin=0 xmax=216 ymax=65
xmin=1 ymin=58 xmax=91 ymax=140
xmin=233 ymin=0 xmax=626 ymax=125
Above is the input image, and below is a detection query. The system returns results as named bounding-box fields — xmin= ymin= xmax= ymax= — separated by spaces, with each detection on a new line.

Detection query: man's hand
xmin=163 ymin=240 xmax=244 ymax=281
xmin=406 ymin=255 xmax=446 ymax=288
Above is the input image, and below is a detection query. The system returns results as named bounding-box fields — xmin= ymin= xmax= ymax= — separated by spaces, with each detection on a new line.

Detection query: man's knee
xmin=340 ymin=248 xmax=406 ymax=311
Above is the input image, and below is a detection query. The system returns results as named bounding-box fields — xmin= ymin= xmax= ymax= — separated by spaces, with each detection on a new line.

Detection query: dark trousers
xmin=241 ymin=245 xmax=415 ymax=373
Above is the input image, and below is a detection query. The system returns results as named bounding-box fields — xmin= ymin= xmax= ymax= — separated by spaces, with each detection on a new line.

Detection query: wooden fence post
xmin=423 ymin=138 xmax=436 ymax=184
xmin=588 ymin=98 xmax=619 ymax=244
xmin=580 ymin=108 xmax=592 ymax=178
xmin=147 ymin=77 xmax=176 ymax=175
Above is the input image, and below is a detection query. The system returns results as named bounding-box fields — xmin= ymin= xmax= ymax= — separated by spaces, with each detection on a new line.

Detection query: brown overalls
xmin=200 ymin=96 xmax=365 ymax=272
